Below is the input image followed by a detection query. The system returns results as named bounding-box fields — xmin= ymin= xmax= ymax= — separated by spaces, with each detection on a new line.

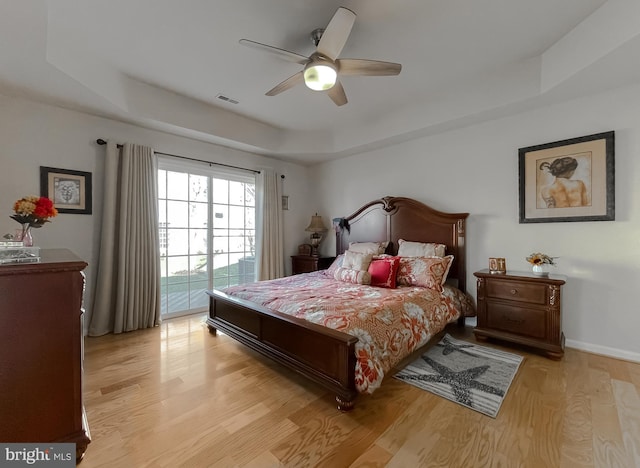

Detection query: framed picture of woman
xmin=518 ymin=131 xmax=614 ymax=223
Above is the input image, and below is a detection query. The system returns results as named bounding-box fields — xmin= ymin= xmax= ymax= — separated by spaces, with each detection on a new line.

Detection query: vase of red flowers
xmin=10 ymin=196 xmax=58 ymax=246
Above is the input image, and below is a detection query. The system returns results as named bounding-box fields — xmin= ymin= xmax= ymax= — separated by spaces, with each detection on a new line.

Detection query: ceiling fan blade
xmin=265 ymin=71 xmax=304 ymax=96
xmin=327 ymin=81 xmax=347 ymax=106
xmin=239 ymin=39 xmax=309 ymax=65
xmin=337 ymin=59 xmax=402 ymax=76
xmin=316 ymin=7 xmax=356 ymax=61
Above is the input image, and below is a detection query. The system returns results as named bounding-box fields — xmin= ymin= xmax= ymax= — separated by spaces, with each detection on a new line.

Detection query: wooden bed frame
xmin=206 ymin=196 xmax=470 ymax=411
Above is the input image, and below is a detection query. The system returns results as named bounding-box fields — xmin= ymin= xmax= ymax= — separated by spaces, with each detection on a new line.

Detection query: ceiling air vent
xmin=216 ymin=94 xmax=239 ymax=105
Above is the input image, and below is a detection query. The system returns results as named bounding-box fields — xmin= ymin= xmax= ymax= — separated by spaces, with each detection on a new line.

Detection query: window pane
xmin=245 ymin=207 xmax=255 ymax=229
xmin=167 ymin=256 xmax=190 ymax=277
xmin=212 ymin=205 xmax=228 ymax=228
xmin=158 ymin=170 xmax=166 ymax=198
xmin=245 ymin=185 xmax=255 ymax=206
xmin=189 ymin=281 xmax=209 ymax=309
xmin=158 ymin=200 xmax=167 ymax=224
xmin=189 ymin=229 xmax=208 ymax=255
xmin=229 ymin=253 xmax=243 ymax=268
xmin=229 ymin=206 xmax=245 ymax=228
xmin=229 ymin=181 xmax=245 ymax=205
xmin=190 ymin=255 xmax=208 ymax=274
xmin=189 ymin=202 xmax=208 ymax=228
xmin=167 ymin=229 xmax=188 ymax=256
xmin=246 ymin=230 xmax=256 ymax=256
xmin=229 ymin=236 xmax=245 ymax=252
xmin=166 ymin=171 xmax=189 ymax=200
xmin=213 ymin=254 xmax=229 ymax=271
xmin=189 ymin=174 xmax=208 ymax=202
xmin=212 ymin=178 xmax=228 ymax=203
xmin=213 ymin=236 xmax=228 ymax=254
xmin=167 ymin=200 xmax=189 ymax=228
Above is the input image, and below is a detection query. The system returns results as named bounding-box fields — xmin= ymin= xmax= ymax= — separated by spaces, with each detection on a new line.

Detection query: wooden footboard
xmin=206 ymin=289 xmax=359 ymax=410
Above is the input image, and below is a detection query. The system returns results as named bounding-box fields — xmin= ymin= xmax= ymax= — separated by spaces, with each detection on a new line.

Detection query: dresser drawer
xmin=485 ymin=302 xmax=546 ymax=339
xmin=486 ymin=280 xmax=547 ymax=305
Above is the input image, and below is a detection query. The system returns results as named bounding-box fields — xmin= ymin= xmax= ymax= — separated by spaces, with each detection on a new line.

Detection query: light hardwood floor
xmin=80 ymin=315 xmax=640 ymax=468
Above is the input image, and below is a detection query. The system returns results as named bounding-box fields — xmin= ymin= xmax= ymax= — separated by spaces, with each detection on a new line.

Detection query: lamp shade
xmin=305 ymin=214 xmax=328 ymax=232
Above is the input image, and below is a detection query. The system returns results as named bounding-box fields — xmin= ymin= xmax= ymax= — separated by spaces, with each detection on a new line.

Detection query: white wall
xmin=0 ymin=96 xmax=314 ymax=330
xmin=313 ymin=83 xmax=640 ymax=361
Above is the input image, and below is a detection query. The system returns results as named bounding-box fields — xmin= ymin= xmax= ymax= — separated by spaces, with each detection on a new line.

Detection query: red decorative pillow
xmin=368 ymin=256 xmax=400 ymax=288
xmin=396 ymin=255 xmax=454 ymax=292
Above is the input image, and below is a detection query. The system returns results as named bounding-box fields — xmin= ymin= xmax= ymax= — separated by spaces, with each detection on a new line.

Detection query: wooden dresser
xmin=0 ymin=249 xmax=91 ymax=460
xmin=291 ymin=255 xmax=335 ymax=275
xmin=473 ymin=269 xmax=566 ymax=360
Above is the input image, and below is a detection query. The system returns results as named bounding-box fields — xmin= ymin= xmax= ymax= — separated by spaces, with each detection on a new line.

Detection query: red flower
xmin=10 ymin=195 xmax=58 ymax=228
xmin=32 ymin=197 xmax=56 ymax=218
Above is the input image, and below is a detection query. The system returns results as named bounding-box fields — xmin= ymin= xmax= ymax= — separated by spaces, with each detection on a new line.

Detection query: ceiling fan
xmin=239 ymin=6 xmax=402 ymax=106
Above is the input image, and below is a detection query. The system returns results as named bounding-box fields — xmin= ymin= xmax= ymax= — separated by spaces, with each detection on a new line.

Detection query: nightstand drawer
xmin=485 ymin=302 xmax=546 ymax=339
xmin=486 ymin=280 xmax=546 ymax=305
xmin=291 ymin=255 xmax=335 ymax=275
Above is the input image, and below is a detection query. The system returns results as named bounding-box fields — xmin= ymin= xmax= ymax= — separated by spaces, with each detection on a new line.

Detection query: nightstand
xmin=473 ymin=269 xmax=567 ymax=360
xmin=291 ymin=255 xmax=335 ymax=275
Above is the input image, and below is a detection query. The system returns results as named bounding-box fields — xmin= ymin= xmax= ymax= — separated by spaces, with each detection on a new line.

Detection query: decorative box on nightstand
xmin=0 ymin=244 xmax=40 ymax=264
xmin=473 ymin=269 xmax=567 ymax=360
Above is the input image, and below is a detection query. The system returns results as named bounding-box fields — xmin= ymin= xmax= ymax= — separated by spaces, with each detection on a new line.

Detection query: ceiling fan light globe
xmin=303 ymin=64 xmax=337 ymax=91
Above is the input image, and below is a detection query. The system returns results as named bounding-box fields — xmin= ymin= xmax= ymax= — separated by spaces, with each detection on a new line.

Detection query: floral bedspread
xmin=222 ymin=271 xmax=471 ymax=394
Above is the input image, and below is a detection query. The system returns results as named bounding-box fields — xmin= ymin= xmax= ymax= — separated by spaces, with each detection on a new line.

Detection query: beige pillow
xmin=348 ymin=241 xmax=389 ymax=255
xmin=396 ymin=255 xmax=454 ymax=292
xmin=397 ymin=239 xmax=446 ymax=257
xmin=333 ymin=267 xmax=372 ymax=285
xmin=343 ymin=250 xmax=374 ymax=271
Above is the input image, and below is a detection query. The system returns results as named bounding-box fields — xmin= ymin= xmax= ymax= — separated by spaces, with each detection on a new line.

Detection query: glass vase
xmin=16 ymin=224 xmax=34 ymax=247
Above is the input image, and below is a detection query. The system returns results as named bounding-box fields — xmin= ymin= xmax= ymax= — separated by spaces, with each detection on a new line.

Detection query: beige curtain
xmin=256 ymin=168 xmax=284 ymax=280
xmin=89 ymin=141 xmax=161 ymax=336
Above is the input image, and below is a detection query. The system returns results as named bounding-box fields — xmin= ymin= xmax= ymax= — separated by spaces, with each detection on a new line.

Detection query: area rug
xmin=394 ymin=334 xmax=523 ymax=418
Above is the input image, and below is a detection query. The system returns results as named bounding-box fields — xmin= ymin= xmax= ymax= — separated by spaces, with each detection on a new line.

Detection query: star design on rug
xmin=436 ymin=336 xmax=476 ymax=357
xmin=402 ymin=356 xmax=504 ymax=407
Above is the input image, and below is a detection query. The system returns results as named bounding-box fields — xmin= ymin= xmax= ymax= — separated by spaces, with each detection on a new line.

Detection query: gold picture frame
xmin=40 ymin=166 xmax=92 ymax=215
xmin=519 ymin=131 xmax=614 ymax=223
xmin=489 ymin=257 xmax=506 ymax=274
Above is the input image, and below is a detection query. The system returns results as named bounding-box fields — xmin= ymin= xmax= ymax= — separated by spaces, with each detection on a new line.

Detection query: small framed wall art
xmin=40 ymin=166 xmax=92 ymax=215
xmin=518 ymin=131 xmax=614 ymax=223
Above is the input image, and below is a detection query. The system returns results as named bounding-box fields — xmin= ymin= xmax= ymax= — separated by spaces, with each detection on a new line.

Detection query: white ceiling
xmin=2 ymin=0 xmax=640 ymax=165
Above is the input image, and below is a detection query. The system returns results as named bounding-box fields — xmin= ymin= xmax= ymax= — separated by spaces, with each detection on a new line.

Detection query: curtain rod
xmin=96 ymin=139 xmax=262 ymax=175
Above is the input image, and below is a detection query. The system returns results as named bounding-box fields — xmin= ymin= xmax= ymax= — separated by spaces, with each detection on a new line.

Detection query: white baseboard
xmin=566 ymin=339 xmax=640 ymax=363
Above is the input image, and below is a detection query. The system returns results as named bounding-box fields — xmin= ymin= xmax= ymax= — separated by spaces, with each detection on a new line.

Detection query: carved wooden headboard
xmin=335 ymin=196 xmax=469 ymax=292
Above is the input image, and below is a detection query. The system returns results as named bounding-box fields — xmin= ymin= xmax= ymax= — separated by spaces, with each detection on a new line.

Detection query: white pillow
xmin=397 ymin=239 xmax=446 ymax=257
xmin=342 ymin=250 xmax=374 ymax=271
xmin=348 ymin=241 xmax=389 ymax=255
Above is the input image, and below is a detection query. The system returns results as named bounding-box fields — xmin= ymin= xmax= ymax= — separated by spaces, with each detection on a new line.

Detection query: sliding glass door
xmin=157 ymin=160 xmax=255 ymax=318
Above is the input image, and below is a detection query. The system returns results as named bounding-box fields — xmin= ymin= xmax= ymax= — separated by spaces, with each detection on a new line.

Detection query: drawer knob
xmin=510 ymin=288 xmax=518 ymax=295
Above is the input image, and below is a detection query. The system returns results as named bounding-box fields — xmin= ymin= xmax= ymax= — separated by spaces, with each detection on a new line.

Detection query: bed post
xmin=336 ymin=395 xmax=356 ymax=412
